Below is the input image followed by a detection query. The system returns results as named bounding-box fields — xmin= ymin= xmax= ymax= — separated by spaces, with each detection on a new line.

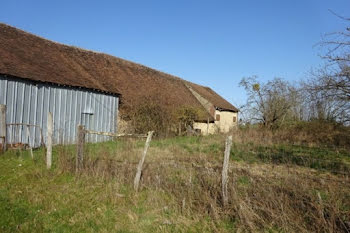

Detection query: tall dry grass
xmin=233 ymin=121 xmax=350 ymax=148
xmin=55 ymin=135 xmax=350 ymax=232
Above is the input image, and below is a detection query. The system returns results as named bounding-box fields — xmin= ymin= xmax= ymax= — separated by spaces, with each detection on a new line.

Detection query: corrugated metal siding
xmin=0 ymin=75 xmax=118 ymax=147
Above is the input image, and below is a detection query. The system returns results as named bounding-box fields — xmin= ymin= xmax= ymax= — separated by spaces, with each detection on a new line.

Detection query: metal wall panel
xmin=0 ymin=75 xmax=119 ymax=147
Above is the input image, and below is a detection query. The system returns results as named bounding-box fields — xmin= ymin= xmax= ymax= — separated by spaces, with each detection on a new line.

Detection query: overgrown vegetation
xmin=125 ymin=97 xmax=200 ymax=137
xmin=240 ymin=18 xmax=350 ymax=128
xmin=1 ymin=133 xmax=349 ymax=232
xmin=236 ymin=120 xmax=350 ymax=149
xmin=128 ymin=100 xmax=172 ymax=136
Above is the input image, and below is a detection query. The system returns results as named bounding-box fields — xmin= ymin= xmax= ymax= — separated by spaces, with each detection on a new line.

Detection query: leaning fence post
xmin=46 ymin=112 xmax=53 ymax=169
xmin=0 ymin=105 xmax=6 ymax=153
xmin=222 ymin=135 xmax=232 ymax=207
xmin=76 ymin=125 xmax=85 ymax=172
xmin=134 ymin=131 xmax=154 ymax=191
xmin=26 ymin=126 xmax=33 ymax=159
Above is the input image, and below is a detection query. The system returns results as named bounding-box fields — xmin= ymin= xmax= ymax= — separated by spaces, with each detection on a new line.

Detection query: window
xmin=233 ymin=116 xmax=237 ymax=122
xmin=216 ymin=114 xmax=220 ymax=121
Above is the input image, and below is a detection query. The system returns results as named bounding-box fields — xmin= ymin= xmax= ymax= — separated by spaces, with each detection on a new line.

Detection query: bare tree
xmin=239 ymin=76 xmax=300 ymax=129
xmin=304 ymin=14 xmax=350 ymax=124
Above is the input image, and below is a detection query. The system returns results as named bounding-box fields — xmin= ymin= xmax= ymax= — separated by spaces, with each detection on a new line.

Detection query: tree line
xmin=240 ymin=16 xmax=350 ymax=129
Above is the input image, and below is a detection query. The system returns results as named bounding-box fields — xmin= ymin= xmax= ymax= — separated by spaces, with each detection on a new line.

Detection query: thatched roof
xmin=186 ymin=82 xmax=238 ymax=112
xmin=0 ymin=23 xmax=237 ymax=121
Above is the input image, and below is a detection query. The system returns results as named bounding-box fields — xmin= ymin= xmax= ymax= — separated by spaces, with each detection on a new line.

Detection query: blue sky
xmin=1 ymin=0 xmax=349 ymax=107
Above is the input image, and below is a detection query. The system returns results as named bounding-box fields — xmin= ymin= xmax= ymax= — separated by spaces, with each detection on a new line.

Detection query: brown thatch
xmin=0 ymin=23 xmax=237 ymax=121
xmin=186 ymin=81 xmax=238 ymax=112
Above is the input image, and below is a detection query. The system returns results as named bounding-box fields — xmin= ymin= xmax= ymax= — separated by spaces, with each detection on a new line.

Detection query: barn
xmin=0 ymin=23 xmax=238 ymax=140
xmin=0 ymin=23 xmax=120 ymax=148
xmin=0 ymin=75 xmax=119 ymax=148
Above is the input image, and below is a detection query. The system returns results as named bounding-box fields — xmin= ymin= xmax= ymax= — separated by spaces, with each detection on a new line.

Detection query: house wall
xmin=214 ymin=110 xmax=238 ymax=133
xmin=193 ymin=122 xmax=218 ymax=135
xmin=0 ymin=75 xmax=118 ymax=147
xmin=194 ymin=110 xmax=238 ymax=135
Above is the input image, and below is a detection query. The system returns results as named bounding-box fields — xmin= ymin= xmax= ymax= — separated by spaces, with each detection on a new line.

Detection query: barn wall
xmin=193 ymin=111 xmax=238 ymax=135
xmin=193 ymin=122 xmax=218 ymax=135
xmin=214 ymin=110 xmax=238 ymax=133
xmin=0 ymin=75 xmax=118 ymax=147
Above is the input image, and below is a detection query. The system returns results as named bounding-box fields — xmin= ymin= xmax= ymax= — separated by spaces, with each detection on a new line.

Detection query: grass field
xmin=1 ymin=135 xmax=349 ymax=232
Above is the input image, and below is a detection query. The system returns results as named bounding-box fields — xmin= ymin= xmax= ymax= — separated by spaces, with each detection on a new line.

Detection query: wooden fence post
xmin=222 ymin=135 xmax=232 ymax=207
xmin=0 ymin=104 xmax=6 ymax=153
xmin=207 ymin=117 xmax=209 ymax=135
xmin=46 ymin=112 xmax=53 ymax=169
xmin=134 ymin=131 xmax=154 ymax=191
xmin=76 ymin=125 xmax=85 ymax=172
xmin=26 ymin=126 xmax=33 ymax=159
